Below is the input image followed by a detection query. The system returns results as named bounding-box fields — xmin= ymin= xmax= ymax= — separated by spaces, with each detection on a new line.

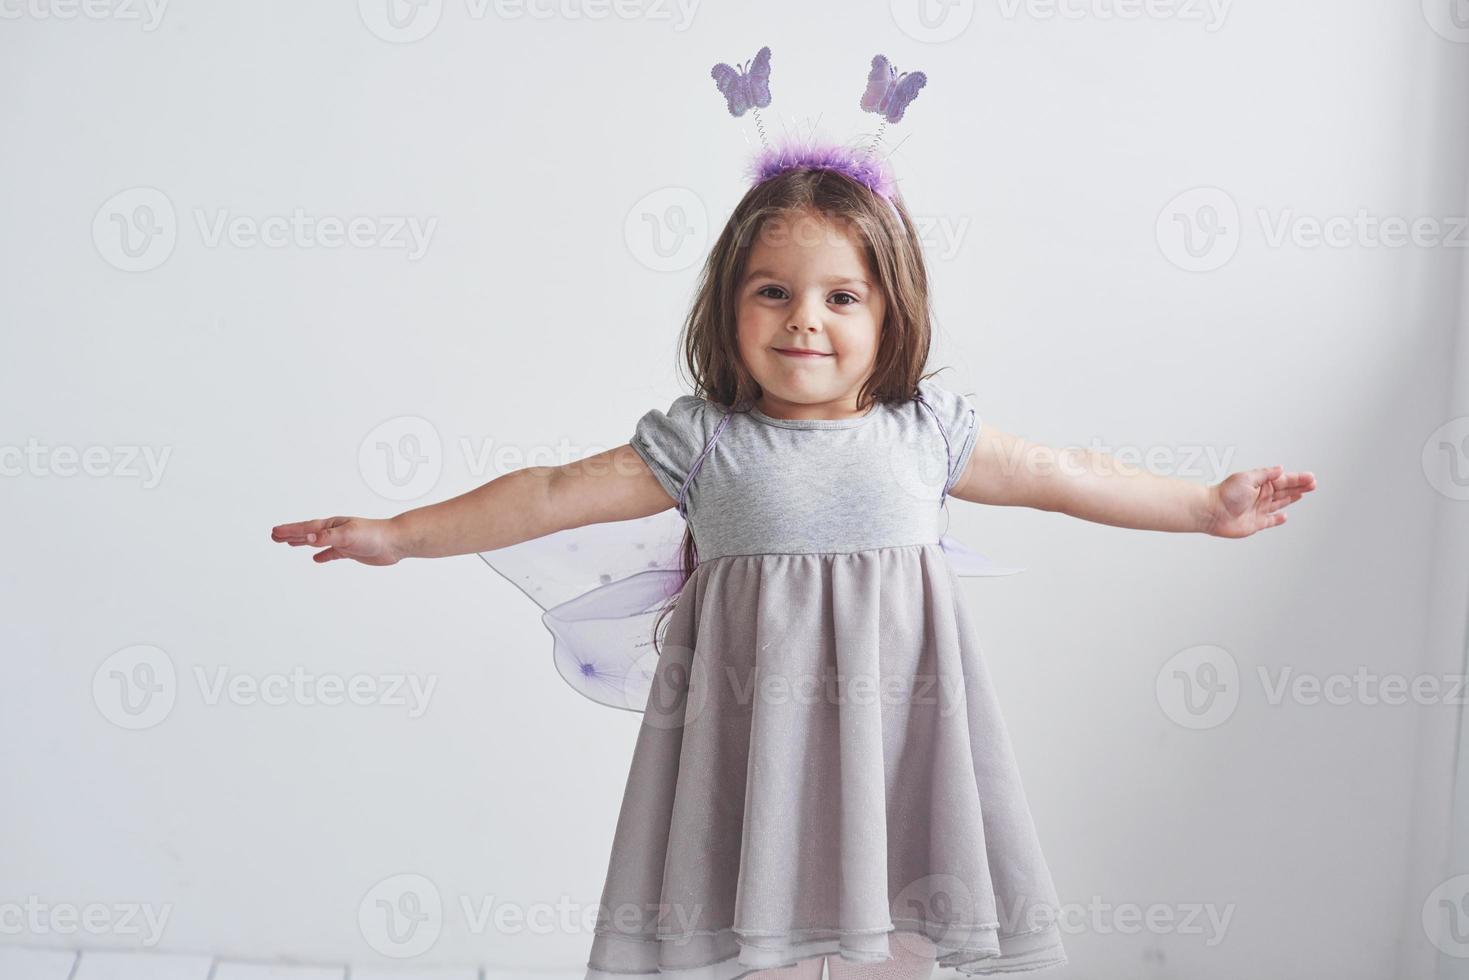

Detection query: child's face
xmin=735 ymin=210 xmax=886 ymax=419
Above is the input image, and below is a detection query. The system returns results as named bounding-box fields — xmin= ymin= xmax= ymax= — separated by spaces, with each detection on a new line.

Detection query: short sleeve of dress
xmin=916 ymin=377 xmax=982 ymax=495
xmin=630 ymin=394 xmax=711 ymax=507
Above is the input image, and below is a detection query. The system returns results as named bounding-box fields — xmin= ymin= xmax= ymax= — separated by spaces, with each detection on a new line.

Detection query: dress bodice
xmin=630 ymin=377 xmax=980 ymax=563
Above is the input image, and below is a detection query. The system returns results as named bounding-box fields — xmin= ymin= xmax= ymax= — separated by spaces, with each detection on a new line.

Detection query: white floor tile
xmin=73 ymin=948 xmax=212 ymax=980
xmin=0 ymin=946 xmax=78 ymax=980
xmin=210 ymin=962 xmax=345 ymax=980
xmin=351 ymin=970 xmax=480 ymax=979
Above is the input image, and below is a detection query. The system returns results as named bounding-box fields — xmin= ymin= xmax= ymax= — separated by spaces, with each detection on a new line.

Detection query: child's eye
xmin=755 ymin=287 xmax=860 ymax=306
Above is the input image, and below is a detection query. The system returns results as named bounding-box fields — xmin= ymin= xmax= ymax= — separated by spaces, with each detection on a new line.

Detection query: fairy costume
xmin=480 ymin=46 xmax=1068 ymax=979
xmin=559 ymin=379 xmax=1067 ymax=979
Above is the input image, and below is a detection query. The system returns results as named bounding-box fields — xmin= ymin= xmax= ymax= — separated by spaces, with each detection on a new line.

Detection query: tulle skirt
xmin=584 ymin=542 xmax=1067 ymax=979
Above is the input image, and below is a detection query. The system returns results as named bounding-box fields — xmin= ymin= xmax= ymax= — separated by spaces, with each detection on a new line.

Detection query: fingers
xmin=270 ymin=517 xmax=346 ymax=545
xmin=1261 ymin=489 xmax=1306 ymax=513
xmin=271 ymin=518 xmax=329 ymax=543
xmin=1252 ymin=464 xmax=1285 ymax=487
xmin=1255 ymin=467 xmax=1317 ymax=492
xmin=1272 ymin=471 xmax=1317 ymax=492
xmin=1247 ymin=511 xmax=1286 ymax=534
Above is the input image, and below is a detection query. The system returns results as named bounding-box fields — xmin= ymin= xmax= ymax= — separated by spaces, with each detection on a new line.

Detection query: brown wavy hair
xmin=651 ymin=165 xmax=945 ymax=653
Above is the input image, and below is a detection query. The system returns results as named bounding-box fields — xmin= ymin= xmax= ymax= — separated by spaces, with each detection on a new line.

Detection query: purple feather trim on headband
xmin=745 ymin=134 xmax=898 ymax=204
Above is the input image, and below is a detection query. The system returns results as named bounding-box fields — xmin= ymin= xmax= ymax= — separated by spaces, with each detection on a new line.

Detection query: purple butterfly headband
xmin=710 ymin=46 xmax=927 ymax=211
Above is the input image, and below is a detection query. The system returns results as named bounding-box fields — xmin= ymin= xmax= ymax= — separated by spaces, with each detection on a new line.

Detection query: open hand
xmin=1206 ymin=465 xmax=1318 ymax=538
xmin=270 ymin=516 xmax=403 ymax=565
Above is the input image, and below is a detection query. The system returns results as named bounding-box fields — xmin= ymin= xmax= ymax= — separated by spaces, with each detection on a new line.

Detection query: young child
xmin=271 ymin=55 xmax=1316 ymax=980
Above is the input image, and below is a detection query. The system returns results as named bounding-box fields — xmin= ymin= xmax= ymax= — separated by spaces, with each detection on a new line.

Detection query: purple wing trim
xmin=482 ymin=510 xmax=1023 ymax=714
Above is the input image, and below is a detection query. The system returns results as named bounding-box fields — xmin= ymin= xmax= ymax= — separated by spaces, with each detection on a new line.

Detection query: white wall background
xmin=3 ymin=2 xmax=1469 ymax=979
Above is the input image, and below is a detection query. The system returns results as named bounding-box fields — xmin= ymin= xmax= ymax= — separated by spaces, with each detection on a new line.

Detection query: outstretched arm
xmin=947 ymin=423 xmax=1317 ymax=538
xmin=271 ymin=444 xmax=676 ymax=564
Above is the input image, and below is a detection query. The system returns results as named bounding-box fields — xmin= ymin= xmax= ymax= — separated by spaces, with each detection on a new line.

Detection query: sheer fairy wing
xmin=481 ymin=511 xmax=1024 ymax=714
xmin=939 ymin=532 xmax=1026 ymax=576
xmin=479 ymin=509 xmax=685 ymax=610
xmin=479 ymin=510 xmax=687 ymax=713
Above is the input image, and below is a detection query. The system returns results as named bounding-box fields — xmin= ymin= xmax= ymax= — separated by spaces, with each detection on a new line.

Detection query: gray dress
xmin=584 ymin=377 xmax=1067 ymax=979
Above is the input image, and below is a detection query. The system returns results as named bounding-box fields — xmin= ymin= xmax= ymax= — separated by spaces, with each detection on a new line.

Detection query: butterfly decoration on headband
xmin=710 ymin=46 xmax=927 ymax=207
xmin=711 ymin=45 xmax=772 ymax=118
xmin=860 ymin=54 xmax=927 ymax=125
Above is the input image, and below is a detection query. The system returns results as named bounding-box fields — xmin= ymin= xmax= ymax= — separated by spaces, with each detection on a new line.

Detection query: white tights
xmin=746 ymin=935 xmax=937 ymax=980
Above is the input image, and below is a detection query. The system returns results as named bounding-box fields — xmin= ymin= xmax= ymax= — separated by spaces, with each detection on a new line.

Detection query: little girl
xmin=272 ymin=165 xmax=1316 ymax=979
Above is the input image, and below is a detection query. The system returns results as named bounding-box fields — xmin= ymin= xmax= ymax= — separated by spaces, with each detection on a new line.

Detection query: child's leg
xmin=745 ymin=953 xmax=827 ymax=980
xmin=825 ymin=934 xmax=937 ymax=980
